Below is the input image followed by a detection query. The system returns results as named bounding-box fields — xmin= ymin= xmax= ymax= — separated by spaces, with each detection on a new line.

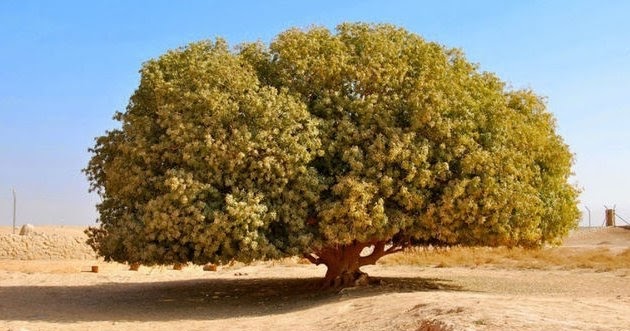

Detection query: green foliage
xmin=85 ymin=23 xmax=580 ymax=266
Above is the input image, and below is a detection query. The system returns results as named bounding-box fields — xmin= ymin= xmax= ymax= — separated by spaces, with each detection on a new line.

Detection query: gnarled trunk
xmin=305 ymin=240 xmax=408 ymax=288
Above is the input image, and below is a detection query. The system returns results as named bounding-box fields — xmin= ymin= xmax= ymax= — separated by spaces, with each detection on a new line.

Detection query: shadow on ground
xmin=0 ymin=276 xmax=460 ymax=323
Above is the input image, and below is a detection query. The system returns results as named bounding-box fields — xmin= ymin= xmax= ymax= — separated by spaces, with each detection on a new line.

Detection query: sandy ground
xmin=1 ymin=226 xmax=629 ymax=331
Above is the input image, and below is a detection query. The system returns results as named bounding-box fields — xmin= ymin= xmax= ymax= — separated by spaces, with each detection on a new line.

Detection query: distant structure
xmin=19 ymin=224 xmax=35 ymax=236
xmin=606 ymin=208 xmax=615 ymax=226
xmin=605 ymin=209 xmax=615 ymax=227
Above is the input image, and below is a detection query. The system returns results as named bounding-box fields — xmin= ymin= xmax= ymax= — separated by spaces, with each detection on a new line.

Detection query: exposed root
xmin=322 ymin=270 xmax=370 ymax=289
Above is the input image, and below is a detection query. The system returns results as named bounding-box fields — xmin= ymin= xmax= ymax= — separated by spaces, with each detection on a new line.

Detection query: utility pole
xmin=12 ymin=188 xmax=16 ymax=234
xmin=585 ymin=206 xmax=591 ymax=227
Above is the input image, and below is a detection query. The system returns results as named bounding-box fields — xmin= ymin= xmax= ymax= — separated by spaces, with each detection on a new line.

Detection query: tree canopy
xmin=85 ymin=23 xmax=580 ymax=287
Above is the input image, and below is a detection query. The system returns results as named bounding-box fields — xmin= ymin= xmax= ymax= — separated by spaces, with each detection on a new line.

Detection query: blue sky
xmin=1 ymin=1 xmax=629 ymax=226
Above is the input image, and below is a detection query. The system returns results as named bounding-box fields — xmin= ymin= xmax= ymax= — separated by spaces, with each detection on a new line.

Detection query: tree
xmin=85 ymin=23 xmax=580 ymax=287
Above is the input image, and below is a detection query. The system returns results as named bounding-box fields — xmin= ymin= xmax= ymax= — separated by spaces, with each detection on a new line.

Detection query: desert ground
xmin=1 ymin=226 xmax=629 ymax=331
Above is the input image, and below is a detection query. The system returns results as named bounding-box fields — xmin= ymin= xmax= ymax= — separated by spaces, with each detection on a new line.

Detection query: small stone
xmin=203 ymin=263 xmax=217 ymax=271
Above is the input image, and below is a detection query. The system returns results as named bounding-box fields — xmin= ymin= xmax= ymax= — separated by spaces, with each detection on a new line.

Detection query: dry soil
xmin=1 ymin=226 xmax=629 ymax=331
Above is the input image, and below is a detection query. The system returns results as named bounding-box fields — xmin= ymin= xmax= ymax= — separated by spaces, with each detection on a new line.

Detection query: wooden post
xmin=605 ymin=209 xmax=615 ymax=227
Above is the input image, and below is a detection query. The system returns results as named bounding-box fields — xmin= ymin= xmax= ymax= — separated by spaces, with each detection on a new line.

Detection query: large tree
xmin=85 ymin=23 xmax=580 ymax=287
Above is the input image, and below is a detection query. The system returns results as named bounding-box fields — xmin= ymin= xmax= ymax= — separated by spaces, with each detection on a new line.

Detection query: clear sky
xmin=1 ymin=1 xmax=629 ymax=227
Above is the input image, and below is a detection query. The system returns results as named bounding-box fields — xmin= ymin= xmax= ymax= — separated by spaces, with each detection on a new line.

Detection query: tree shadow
xmin=0 ymin=275 xmax=461 ymax=323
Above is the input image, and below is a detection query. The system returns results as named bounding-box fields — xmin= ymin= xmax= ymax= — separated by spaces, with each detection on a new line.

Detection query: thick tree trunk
xmin=305 ymin=240 xmax=409 ymax=289
xmin=320 ymin=243 xmax=366 ymax=288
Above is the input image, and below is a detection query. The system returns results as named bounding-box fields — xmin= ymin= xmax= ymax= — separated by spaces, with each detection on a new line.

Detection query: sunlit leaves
xmin=85 ymin=23 xmax=579 ymax=266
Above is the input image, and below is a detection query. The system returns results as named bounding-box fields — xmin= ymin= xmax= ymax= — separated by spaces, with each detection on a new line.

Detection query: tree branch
xmin=358 ymin=240 xmax=387 ymax=266
xmin=358 ymin=239 xmax=412 ymax=267
xmin=385 ymin=246 xmax=404 ymax=254
xmin=385 ymin=240 xmax=410 ymax=254
xmin=304 ymin=253 xmax=322 ymax=265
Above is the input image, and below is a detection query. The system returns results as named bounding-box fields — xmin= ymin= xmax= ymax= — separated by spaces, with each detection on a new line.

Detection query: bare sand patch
xmin=1 ymin=227 xmax=629 ymax=330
